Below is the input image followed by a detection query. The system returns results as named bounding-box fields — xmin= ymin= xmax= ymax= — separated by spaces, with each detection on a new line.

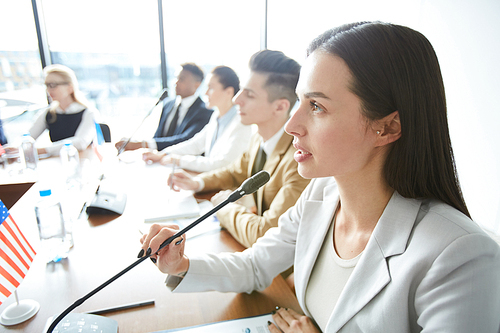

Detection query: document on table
xmin=132 ymin=163 xmax=200 ymax=222
xmin=140 ymin=199 xmax=220 ymax=239
xmin=153 ymin=313 xmax=275 ymax=332
xmin=128 ymin=162 xmax=220 ymax=239
xmin=143 ymin=189 xmax=200 ymax=222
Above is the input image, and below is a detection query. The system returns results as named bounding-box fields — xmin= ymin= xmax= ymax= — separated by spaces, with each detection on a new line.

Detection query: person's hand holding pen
xmin=138 ymin=223 xmax=188 ymax=276
xmin=142 ymin=151 xmax=165 ymax=164
xmin=160 ymin=154 xmax=181 ymax=166
xmin=167 ymin=169 xmax=200 ymax=192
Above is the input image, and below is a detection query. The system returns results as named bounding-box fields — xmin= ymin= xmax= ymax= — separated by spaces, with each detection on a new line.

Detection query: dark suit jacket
xmin=154 ymin=96 xmax=213 ymax=151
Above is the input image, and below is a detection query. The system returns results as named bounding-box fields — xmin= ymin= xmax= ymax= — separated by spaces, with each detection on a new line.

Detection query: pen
xmin=85 ymin=299 xmax=155 ymax=315
xmin=170 ymin=162 xmax=176 ymax=190
xmin=77 ymin=178 xmax=103 ymax=219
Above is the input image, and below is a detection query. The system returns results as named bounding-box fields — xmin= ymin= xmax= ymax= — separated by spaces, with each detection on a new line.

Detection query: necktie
xmin=252 ymin=145 xmax=267 ymax=175
xmin=165 ymin=103 xmax=181 ymax=137
xmin=252 ymin=145 xmax=267 ymax=208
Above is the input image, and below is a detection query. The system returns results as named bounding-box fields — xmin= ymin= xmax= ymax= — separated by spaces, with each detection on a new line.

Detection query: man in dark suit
xmin=115 ymin=63 xmax=213 ymax=151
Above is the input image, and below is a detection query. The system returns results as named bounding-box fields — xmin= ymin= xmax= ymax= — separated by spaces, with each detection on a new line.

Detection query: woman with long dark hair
xmin=138 ymin=22 xmax=500 ymax=332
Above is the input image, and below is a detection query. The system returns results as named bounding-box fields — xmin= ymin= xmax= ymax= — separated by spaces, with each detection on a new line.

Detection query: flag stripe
xmin=0 ymin=283 xmax=11 ymax=298
xmin=0 ymin=229 xmax=29 ymax=271
xmin=0 ymin=265 xmax=19 ymax=289
xmin=0 ymin=248 xmax=25 ymax=279
xmin=9 ymin=215 xmax=36 ymax=256
xmin=3 ymin=219 xmax=33 ymax=265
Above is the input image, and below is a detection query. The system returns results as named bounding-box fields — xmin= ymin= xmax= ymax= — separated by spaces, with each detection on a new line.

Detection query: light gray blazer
xmin=171 ymin=177 xmax=500 ymax=332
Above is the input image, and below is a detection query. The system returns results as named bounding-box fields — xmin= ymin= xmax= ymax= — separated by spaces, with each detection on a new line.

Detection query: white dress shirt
xmin=163 ymin=105 xmax=253 ymax=172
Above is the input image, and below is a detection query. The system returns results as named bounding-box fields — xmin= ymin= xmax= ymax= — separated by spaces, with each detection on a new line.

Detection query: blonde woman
xmin=30 ymin=64 xmax=99 ymax=156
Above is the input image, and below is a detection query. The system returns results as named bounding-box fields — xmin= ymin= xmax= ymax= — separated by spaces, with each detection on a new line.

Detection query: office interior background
xmin=1 ymin=0 xmax=499 ymax=234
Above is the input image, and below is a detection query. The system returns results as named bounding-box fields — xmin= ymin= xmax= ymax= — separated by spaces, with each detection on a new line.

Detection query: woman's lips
xmin=293 ymin=143 xmax=312 ymax=163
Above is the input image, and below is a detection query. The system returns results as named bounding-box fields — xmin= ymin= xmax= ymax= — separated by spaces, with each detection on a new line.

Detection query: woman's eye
xmin=309 ymin=101 xmax=323 ymax=113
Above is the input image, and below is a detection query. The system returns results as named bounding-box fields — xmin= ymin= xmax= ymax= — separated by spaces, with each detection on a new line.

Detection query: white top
xmin=29 ymin=102 xmax=98 ymax=156
xmin=163 ymin=106 xmax=253 ymax=172
xmin=305 ymin=215 xmax=361 ymax=331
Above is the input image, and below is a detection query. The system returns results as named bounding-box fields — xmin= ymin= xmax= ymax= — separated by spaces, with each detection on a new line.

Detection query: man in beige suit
xmin=170 ymin=50 xmax=310 ymax=248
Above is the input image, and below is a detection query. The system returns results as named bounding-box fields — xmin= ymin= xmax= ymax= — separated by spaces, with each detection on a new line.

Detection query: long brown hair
xmin=308 ymin=22 xmax=470 ymax=218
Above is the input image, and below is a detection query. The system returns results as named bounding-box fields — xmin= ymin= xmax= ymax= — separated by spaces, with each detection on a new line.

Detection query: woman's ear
xmin=374 ymin=110 xmax=401 ymax=146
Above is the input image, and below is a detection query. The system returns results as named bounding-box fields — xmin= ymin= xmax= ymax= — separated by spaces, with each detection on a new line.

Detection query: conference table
xmin=0 ymin=145 xmax=301 ymax=332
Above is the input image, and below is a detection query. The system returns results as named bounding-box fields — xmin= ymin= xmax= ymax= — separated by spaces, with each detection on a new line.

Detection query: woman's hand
xmin=269 ymin=308 xmax=320 ymax=333
xmin=168 ymin=169 xmax=199 ymax=192
xmin=138 ymin=224 xmax=189 ymax=276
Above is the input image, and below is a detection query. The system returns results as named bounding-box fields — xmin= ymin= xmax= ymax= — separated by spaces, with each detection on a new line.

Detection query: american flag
xmin=0 ymin=200 xmax=36 ymax=305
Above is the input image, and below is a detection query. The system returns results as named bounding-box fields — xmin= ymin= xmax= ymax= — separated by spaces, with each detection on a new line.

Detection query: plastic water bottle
xmin=59 ymin=141 xmax=81 ymax=190
xmin=35 ymin=189 xmax=70 ymax=263
xmin=21 ymin=133 xmax=38 ymax=170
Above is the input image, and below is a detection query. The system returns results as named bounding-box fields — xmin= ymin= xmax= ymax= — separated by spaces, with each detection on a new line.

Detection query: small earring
xmin=376 ymin=130 xmax=381 ymax=135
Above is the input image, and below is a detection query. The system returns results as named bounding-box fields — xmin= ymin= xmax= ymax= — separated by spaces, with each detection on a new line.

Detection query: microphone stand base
xmin=44 ymin=313 xmax=118 ymax=332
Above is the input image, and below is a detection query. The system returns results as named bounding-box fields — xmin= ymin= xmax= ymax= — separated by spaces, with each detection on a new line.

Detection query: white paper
xmin=143 ymin=190 xmax=200 ymax=222
xmin=155 ymin=313 xmax=275 ymax=333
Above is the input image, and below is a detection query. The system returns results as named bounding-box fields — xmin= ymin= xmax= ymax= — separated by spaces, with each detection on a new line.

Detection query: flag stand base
xmin=0 ymin=299 xmax=40 ymax=326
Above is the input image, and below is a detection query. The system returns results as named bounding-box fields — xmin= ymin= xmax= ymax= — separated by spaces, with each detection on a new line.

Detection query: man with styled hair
xmin=169 ymin=50 xmax=310 ymax=248
xmin=116 ymin=62 xmax=213 ymax=152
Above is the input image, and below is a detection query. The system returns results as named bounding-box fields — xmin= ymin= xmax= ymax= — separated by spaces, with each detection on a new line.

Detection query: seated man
xmin=116 ymin=63 xmax=213 ymax=152
xmin=170 ymin=50 xmax=310 ymax=248
xmin=142 ymin=66 xmax=253 ymax=173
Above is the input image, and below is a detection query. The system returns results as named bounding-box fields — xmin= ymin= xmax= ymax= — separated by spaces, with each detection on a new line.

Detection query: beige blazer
xmin=200 ymin=131 xmax=310 ymax=247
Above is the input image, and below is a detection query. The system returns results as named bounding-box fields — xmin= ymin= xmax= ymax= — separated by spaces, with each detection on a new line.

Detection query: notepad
xmin=143 ymin=190 xmax=200 ymax=222
xmin=153 ymin=313 xmax=275 ymax=332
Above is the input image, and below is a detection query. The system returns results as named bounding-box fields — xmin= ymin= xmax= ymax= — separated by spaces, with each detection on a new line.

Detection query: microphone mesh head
xmin=243 ymin=170 xmax=270 ymax=194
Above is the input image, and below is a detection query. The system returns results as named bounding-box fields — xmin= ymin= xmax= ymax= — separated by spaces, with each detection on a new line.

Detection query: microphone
xmin=45 ymin=170 xmax=270 ymax=333
xmin=116 ymin=89 xmax=169 ymax=155
xmin=157 ymin=170 xmax=270 ymax=253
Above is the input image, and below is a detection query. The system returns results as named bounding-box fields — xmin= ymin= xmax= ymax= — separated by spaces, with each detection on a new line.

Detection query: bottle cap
xmin=39 ymin=189 xmax=52 ymax=197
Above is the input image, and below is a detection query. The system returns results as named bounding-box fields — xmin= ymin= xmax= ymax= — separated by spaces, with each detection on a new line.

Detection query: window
xmin=0 ymin=1 xmax=46 ymax=144
xmin=41 ymin=0 xmax=163 ymax=139
xmin=161 ymin=0 xmax=262 ymax=95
